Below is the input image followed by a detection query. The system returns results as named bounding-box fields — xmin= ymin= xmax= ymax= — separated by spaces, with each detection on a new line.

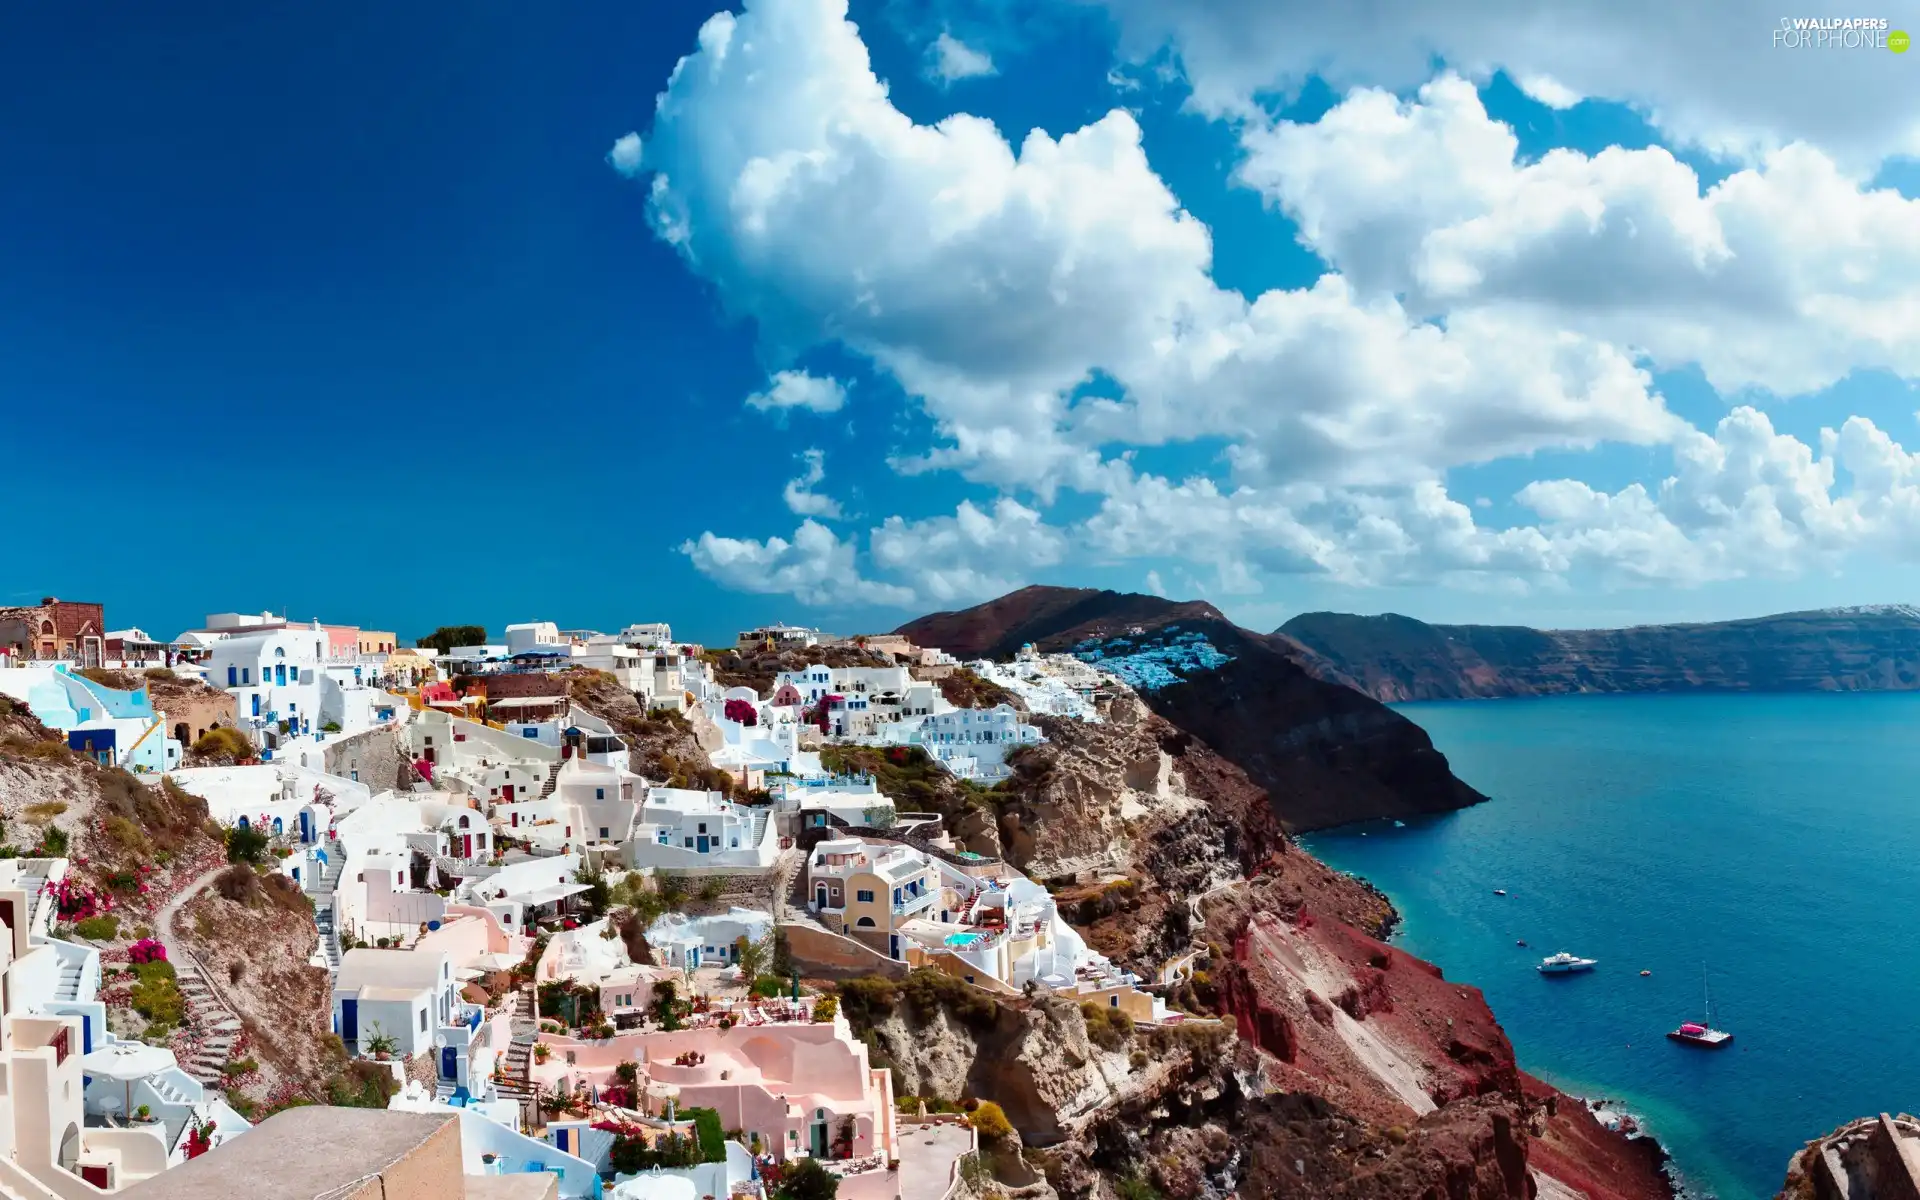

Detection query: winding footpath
xmin=153 ymin=865 xmax=246 ymax=1085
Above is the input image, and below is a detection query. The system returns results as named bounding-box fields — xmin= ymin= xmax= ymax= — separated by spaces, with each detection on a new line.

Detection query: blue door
xmin=440 ymin=1046 xmax=457 ymax=1080
xmin=697 ymin=835 xmax=709 ymax=853
xmin=276 ymin=664 xmax=287 ymax=686
xmin=340 ymin=999 xmax=358 ymax=1042
xmin=299 ymin=811 xmax=312 ymax=843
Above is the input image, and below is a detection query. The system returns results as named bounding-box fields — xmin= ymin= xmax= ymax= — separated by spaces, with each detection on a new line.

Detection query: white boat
xmin=1669 ymin=965 xmax=1733 ymax=1048
xmin=1537 ymin=951 xmax=1598 ymax=974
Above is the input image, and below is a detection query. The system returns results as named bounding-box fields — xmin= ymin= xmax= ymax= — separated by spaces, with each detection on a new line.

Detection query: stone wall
xmin=324 ymin=726 xmax=409 ymax=791
xmin=780 ymin=921 xmax=909 ymax=981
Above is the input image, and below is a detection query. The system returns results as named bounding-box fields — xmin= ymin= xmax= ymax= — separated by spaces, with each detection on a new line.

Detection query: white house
xmin=626 ymin=788 xmax=777 ymax=870
xmin=504 ymin=622 xmax=563 ymax=657
xmin=615 ymin=623 xmax=673 ymax=650
xmin=456 ymin=853 xmax=588 ymax=935
xmin=645 ymin=908 xmax=773 ymax=971
xmin=204 ymin=624 xmax=380 ymax=750
xmin=332 ymin=948 xmax=461 ymax=1059
xmin=903 ymin=704 xmax=1043 ymax=782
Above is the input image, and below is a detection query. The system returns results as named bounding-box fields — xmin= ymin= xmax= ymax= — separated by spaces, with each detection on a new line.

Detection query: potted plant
xmin=366 ymin=1025 xmax=398 ymax=1061
xmin=533 ymin=1043 xmax=551 ymax=1063
xmin=133 ymin=1105 xmax=151 ymax=1122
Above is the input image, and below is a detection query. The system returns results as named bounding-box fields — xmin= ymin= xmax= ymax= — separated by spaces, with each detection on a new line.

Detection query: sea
xmin=1301 ymin=692 xmax=1920 ymax=1200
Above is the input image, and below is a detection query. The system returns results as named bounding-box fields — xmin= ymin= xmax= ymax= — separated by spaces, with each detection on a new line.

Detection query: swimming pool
xmin=944 ymin=932 xmax=986 ymax=948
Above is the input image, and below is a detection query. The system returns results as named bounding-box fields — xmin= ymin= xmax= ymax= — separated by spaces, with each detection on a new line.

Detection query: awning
xmin=486 ymin=696 xmax=567 ymax=709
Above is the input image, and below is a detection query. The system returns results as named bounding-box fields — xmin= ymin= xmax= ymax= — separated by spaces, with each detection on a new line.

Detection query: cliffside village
xmin=0 ymin=598 xmax=1204 ymax=1200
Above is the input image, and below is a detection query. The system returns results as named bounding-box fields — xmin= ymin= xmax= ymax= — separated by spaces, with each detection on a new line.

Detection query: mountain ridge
xmin=1277 ymin=606 xmax=1920 ymax=701
xmin=897 ymin=586 xmax=1485 ymax=832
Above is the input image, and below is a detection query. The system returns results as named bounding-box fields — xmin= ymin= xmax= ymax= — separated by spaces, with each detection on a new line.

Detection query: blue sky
xmin=8 ymin=0 xmax=1920 ymax=646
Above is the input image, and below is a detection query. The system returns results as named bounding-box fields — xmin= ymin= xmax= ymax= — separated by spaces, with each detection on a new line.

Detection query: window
xmin=291 ymin=666 xmax=299 ymax=681
xmin=242 ymin=668 xmax=251 ymax=684
xmin=420 ymin=1009 xmax=429 ymax=1031
xmin=683 ymin=837 xmax=693 ymax=848
xmin=697 ymin=823 xmax=707 ymax=834
xmin=595 ymin=788 xmax=605 ymax=800
xmin=856 ymin=890 xmax=874 ymax=903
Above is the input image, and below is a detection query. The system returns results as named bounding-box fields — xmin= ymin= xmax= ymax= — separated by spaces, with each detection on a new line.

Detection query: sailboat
xmin=1667 ymin=964 xmax=1733 ymax=1048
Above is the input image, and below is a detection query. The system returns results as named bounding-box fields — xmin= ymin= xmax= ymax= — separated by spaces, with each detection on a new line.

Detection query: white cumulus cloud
xmin=925 ymin=31 xmax=996 ymax=85
xmin=1236 ymin=74 xmax=1920 ymax=397
xmin=782 ymin=448 xmax=844 ymax=518
xmin=633 ymin=0 xmax=1920 ymax=608
xmin=1092 ymin=0 xmax=1920 ymax=167
xmin=746 ymin=370 xmax=848 ymax=413
xmin=870 ymin=498 xmax=1067 ymax=605
xmin=681 ymin=520 xmax=913 ymax=606
xmin=606 ymin=131 xmax=644 ymax=177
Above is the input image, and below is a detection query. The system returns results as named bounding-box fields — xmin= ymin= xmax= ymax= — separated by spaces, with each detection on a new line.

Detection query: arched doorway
xmin=173 ymin=722 xmax=189 ymax=745
xmin=814 ymin=884 xmax=827 ymax=910
xmin=809 ymin=1108 xmax=829 ymax=1159
xmin=57 ymin=1122 xmax=78 ymax=1172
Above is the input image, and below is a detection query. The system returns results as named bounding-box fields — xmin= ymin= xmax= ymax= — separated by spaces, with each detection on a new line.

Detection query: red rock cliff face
xmin=1194 ymin=877 xmax=1671 ymax=1200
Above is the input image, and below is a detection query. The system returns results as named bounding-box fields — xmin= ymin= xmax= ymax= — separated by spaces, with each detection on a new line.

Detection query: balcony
xmin=892 ymin=888 xmax=938 ymax=917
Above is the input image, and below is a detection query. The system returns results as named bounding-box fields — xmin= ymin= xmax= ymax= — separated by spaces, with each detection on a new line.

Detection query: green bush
xmin=1080 ymin=1002 xmax=1133 ymax=1051
xmin=770 ymin=1157 xmax=840 ymax=1200
xmin=969 ymin=1100 xmax=1012 ymax=1141
xmin=191 ymin=727 xmax=254 ymax=760
xmin=750 ymin=975 xmax=783 ymax=998
xmin=73 ymin=916 xmax=119 ymax=941
xmin=686 ymin=1105 xmax=726 ymax=1163
xmin=225 ymin=824 xmax=270 ymax=864
xmin=130 ymin=962 xmax=185 ymax=1026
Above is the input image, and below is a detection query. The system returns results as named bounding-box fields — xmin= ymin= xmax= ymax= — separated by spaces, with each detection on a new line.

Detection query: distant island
xmin=1277 ymin=605 xmax=1920 ymax=702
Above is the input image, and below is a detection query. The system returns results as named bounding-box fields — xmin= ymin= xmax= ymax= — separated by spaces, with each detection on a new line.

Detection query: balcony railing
xmin=892 ymin=888 xmax=938 ymax=917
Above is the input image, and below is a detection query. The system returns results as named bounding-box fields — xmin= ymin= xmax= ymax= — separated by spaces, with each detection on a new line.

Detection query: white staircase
xmin=54 ymin=958 xmax=83 ymax=1002
xmin=312 ymin=840 xmax=345 ymax=979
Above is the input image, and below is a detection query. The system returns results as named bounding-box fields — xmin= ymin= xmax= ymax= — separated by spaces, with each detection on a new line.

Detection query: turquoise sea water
xmin=1302 ymin=693 xmax=1920 ymax=1200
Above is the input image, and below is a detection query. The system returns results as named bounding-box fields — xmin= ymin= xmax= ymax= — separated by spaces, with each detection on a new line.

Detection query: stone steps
xmin=173 ymin=959 xmax=245 ymax=1086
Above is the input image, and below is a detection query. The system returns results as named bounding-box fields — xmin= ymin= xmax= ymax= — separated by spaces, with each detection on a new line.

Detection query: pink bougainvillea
xmin=128 ymin=938 xmax=167 ymax=965
xmin=723 ymin=698 xmax=758 ymax=726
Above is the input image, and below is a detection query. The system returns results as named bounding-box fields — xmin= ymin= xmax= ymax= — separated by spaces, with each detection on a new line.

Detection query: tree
xmin=418 ymin=625 xmax=486 ymax=654
xmin=734 ymin=931 xmax=772 ymax=984
xmin=771 ymin=1157 xmax=839 ymax=1200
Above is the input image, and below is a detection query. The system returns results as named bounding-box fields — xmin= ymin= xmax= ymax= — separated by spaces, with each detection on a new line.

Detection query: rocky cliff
xmin=897 ymin=587 xmax=1485 ymax=833
xmin=1278 ymin=606 xmax=1920 ymax=701
xmin=833 ymin=686 xmax=1672 ymax=1199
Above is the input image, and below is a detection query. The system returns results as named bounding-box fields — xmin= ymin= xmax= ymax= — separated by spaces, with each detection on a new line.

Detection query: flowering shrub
xmin=43 ymin=877 xmax=106 ymax=921
xmin=723 ymin=698 xmax=758 ymax=726
xmin=128 ymin=938 xmax=167 ymax=965
xmin=183 ymin=1118 xmax=214 ymax=1160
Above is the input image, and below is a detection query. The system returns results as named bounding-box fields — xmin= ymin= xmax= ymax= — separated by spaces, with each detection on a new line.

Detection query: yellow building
xmin=806 ymin=837 xmax=942 ymax=959
xmin=359 ymin=629 xmax=399 ymax=655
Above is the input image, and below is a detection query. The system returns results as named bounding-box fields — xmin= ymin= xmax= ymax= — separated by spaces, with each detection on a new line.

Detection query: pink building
xmin=321 ymin=623 xmax=361 ymax=660
xmin=532 ymin=1010 xmax=898 ymax=1195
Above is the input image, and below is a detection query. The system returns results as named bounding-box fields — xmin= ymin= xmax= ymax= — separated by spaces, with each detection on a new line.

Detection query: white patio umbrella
xmin=80 ymin=1042 xmax=177 ymax=1117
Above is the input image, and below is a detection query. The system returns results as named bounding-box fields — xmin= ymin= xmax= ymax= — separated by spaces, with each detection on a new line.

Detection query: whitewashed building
xmin=626 ymin=788 xmax=777 ymax=870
